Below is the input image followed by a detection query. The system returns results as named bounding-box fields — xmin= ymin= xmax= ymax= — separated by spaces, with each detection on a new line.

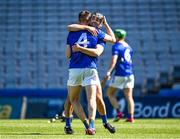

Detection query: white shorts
xmin=109 ymin=74 xmax=134 ymax=89
xmin=67 ymin=68 xmax=100 ymax=86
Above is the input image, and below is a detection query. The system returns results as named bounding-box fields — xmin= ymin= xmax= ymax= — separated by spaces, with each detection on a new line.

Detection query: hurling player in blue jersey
xmin=66 ymin=10 xmax=107 ymax=135
xmin=69 ymin=13 xmax=116 ymax=130
xmin=65 ymin=11 xmax=116 ymax=135
xmin=102 ymin=29 xmax=135 ymax=123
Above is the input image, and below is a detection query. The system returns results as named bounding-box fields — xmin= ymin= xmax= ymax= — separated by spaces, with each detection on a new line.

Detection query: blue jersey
xmin=112 ymin=42 xmax=133 ymax=76
xmin=67 ymin=30 xmax=105 ymax=69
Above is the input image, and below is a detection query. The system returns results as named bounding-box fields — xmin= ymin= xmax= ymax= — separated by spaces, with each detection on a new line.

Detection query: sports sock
xmin=116 ymin=106 xmax=121 ymax=113
xmin=83 ymin=120 xmax=89 ymax=129
xmin=127 ymin=113 xmax=133 ymax=119
xmin=65 ymin=117 xmax=71 ymax=127
xmin=89 ymin=119 xmax=95 ymax=129
xmin=101 ymin=115 xmax=108 ymax=124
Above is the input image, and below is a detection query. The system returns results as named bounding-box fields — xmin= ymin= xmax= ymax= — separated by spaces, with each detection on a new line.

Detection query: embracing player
xmin=64 ymin=11 xmax=116 ymax=135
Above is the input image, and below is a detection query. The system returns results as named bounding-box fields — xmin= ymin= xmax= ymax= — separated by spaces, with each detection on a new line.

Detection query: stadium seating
xmin=0 ymin=0 xmax=179 ymax=96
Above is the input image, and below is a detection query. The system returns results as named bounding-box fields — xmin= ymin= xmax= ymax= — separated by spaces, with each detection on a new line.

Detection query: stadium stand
xmin=0 ymin=0 xmax=179 ymax=96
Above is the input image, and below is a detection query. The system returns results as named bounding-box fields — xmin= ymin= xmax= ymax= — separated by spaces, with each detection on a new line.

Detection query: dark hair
xmin=78 ymin=10 xmax=91 ymax=22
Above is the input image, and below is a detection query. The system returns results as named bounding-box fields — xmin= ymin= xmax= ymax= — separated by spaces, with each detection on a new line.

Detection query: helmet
xmin=114 ymin=29 xmax=127 ymax=39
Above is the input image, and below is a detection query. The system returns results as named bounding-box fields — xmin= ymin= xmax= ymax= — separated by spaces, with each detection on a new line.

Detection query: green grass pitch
xmin=0 ymin=119 xmax=180 ymax=139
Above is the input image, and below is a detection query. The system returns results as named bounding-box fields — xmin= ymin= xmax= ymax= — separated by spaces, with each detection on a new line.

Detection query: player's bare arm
xmin=67 ymin=24 xmax=97 ymax=36
xmin=72 ymin=43 xmax=104 ymax=57
xmin=102 ymin=16 xmax=116 ymax=43
xmin=102 ymin=55 xmax=118 ymax=84
xmin=66 ymin=45 xmax=71 ymax=59
xmin=107 ymin=55 xmax=118 ymax=74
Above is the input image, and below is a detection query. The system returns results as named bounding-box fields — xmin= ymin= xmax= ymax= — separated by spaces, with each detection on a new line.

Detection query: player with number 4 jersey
xmin=67 ymin=30 xmax=105 ymax=69
xmin=66 ymin=10 xmax=107 ymax=135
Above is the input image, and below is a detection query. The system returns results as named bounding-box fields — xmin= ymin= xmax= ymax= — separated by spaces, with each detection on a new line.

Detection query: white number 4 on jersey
xmin=77 ymin=33 xmax=89 ymax=48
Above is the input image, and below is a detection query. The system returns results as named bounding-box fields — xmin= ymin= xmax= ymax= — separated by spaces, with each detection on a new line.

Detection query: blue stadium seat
xmin=0 ymin=0 xmax=179 ymax=93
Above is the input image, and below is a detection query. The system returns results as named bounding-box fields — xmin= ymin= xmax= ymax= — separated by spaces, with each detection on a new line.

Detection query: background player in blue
xmin=102 ymin=29 xmax=135 ymax=123
xmin=65 ymin=12 xmax=116 ymax=135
